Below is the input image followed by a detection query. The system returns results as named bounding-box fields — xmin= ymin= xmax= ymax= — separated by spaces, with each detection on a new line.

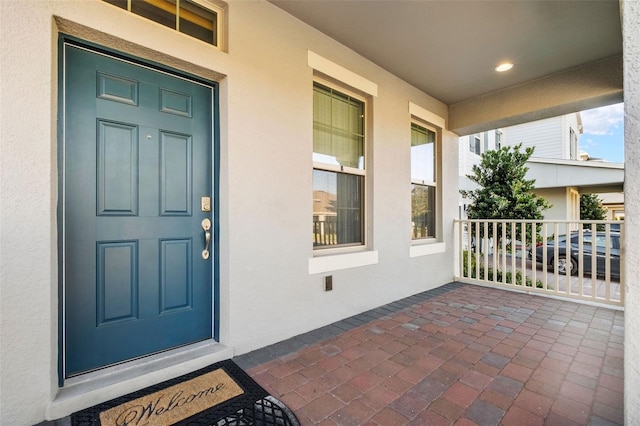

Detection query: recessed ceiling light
xmin=496 ymin=63 xmax=514 ymax=72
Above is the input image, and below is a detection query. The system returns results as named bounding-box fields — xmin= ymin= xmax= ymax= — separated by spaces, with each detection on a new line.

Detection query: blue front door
xmin=63 ymin=44 xmax=215 ymax=377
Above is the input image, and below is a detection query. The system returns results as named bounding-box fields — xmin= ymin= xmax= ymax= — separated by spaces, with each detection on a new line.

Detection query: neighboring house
xmin=1 ymin=1 xmax=638 ymax=425
xmin=600 ymin=192 xmax=625 ymax=220
xmin=459 ymin=113 xmax=624 ymax=222
xmin=505 ymin=113 xmax=583 ymax=161
xmin=458 ymin=129 xmax=503 ymax=218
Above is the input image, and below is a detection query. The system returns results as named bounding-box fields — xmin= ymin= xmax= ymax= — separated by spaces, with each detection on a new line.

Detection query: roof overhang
xmin=526 ymin=158 xmax=623 ymax=192
xmin=460 ymin=158 xmax=624 ymax=195
xmin=269 ymin=0 xmax=623 ymax=135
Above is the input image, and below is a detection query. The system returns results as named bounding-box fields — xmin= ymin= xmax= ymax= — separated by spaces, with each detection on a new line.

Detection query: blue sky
xmin=579 ymin=102 xmax=624 ymax=163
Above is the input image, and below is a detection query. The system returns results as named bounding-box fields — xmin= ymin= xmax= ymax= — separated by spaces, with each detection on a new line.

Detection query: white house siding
xmin=457 ymin=133 xmax=493 ymax=196
xmin=457 ymin=137 xmax=481 ymax=219
xmin=0 ymin=0 xmax=457 ymax=423
xmin=503 ymin=116 xmax=566 ymax=159
xmin=459 ymin=136 xmax=481 ymax=176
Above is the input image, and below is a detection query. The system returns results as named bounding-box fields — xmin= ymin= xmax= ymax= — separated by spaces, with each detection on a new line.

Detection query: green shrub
xmin=463 ymin=250 xmax=546 ymax=289
xmin=462 ymin=250 xmax=477 ymax=277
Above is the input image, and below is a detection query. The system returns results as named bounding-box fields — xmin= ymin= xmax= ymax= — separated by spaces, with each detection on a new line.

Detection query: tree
xmin=460 ymin=144 xmax=551 ymax=246
xmin=580 ymin=193 xmax=607 ymax=221
xmin=580 ymin=193 xmax=607 ymax=230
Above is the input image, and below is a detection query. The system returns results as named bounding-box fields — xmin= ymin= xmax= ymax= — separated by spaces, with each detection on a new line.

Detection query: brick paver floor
xmin=234 ymin=283 xmax=624 ymax=425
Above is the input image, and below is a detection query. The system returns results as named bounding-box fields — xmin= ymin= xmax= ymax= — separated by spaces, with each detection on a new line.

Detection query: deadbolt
xmin=201 ymin=196 xmax=211 ymax=212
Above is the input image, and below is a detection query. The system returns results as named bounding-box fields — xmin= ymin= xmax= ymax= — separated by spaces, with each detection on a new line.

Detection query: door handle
xmin=201 ymin=218 xmax=211 ymax=260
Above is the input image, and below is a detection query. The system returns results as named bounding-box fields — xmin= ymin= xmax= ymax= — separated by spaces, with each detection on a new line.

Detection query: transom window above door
xmin=103 ymin=0 xmax=224 ymax=47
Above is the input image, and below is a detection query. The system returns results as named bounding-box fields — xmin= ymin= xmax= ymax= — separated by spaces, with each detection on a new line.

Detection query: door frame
xmin=57 ymin=35 xmax=220 ymax=386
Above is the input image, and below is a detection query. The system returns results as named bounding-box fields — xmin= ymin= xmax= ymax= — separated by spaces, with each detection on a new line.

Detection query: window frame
xmin=469 ymin=134 xmax=481 ymax=155
xmin=312 ymin=78 xmax=369 ymax=253
xmin=495 ymin=130 xmax=503 ymax=150
xmin=410 ymin=119 xmax=439 ymax=242
xmin=102 ymin=0 xmax=226 ymax=49
xmin=570 ymin=127 xmax=578 ymax=160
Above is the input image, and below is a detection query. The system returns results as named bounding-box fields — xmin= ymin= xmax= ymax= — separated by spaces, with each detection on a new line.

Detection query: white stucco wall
xmin=221 ymin=0 xmax=456 ymax=353
xmin=623 ymin=0 xmax=640 ymax=423
xmin=0 ymin=1 xmax=59 ymax=424
xmin=0 ymin=1 xmax=456 ymax=423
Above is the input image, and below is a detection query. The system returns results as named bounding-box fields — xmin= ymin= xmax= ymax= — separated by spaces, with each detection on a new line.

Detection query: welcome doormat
xmin=72 ymin=359 xmax=299 ymax=425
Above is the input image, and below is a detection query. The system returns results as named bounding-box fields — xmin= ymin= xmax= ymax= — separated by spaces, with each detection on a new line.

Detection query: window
xmin=103 ymin=0 xmax=223 ymax=47
xmin=570 ymin=127 xmax=578 ymax=160
xmin=312 ymin=82 xmax=365 ymax=249
xmin=411 ymin=122 xmax=437 ymax=240
xmin=469 ymin=134 xmax=481 ymax=155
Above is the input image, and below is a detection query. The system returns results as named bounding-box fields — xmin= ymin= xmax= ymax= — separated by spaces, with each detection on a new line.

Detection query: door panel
xmin=97 ymin=120 xmax=139 ymax=215
xmin=63 ymin=45 xmax=214 ymax=376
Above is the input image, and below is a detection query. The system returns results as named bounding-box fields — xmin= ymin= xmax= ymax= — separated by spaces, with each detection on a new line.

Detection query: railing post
xmin=453 ymin=218 xmax=622 ymax=307
xmin=454 ymin=220 xmax=461 ymax=278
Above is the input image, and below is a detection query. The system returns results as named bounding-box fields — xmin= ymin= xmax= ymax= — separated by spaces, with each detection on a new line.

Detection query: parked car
xmin=532 ymin=231 xmax=621 ymax=279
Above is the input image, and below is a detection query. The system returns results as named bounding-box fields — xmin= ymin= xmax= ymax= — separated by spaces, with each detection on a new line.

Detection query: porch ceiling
xmin=269 ymin=0 xmax=623 ymax=135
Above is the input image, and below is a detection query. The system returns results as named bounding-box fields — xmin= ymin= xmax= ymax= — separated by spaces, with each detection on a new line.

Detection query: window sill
xmin=309 ymin=250 xmax=379 ymax=274
xmin=410 ymin=242 xmax=446 ymax=258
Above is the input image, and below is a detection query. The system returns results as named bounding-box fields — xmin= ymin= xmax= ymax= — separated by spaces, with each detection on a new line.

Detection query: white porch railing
xmin=454 ymin=220 xmax=624 ymax=307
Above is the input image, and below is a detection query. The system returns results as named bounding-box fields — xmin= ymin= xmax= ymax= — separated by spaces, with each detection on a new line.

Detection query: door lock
xmin=201 ymin=196 xmax=211 ymax=212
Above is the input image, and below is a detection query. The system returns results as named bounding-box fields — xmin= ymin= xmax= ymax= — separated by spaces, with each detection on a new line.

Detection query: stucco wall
xmin=0 ymin=1 xmax=456 ymax=423
xmin=220 ymin=0 xmax=456 ymax=352
xmin=534 ymin=188 xmax=572 ymax=221
xmin=0 ymin=1 xmax=59 ymax=424
xmin=623 ymin=0 xmax=640 ymax=423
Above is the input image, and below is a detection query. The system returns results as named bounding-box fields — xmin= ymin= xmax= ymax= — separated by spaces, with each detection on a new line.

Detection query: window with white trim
xmin=312 ymin=82 xmax=366 ymax=249
xmin=103 ymin=0 xmax=224 ymax=47
xmin=411 ymin=122 xmax=437 ymax=240
xmin=469 ymin=134 xmax=481 ymax=155
xmin=570 ymin=127 xmax=578 ymax=160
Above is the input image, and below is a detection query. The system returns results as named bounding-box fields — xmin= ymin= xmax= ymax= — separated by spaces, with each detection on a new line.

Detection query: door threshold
xmin=47 ymin=341 xmax=233 ymax=420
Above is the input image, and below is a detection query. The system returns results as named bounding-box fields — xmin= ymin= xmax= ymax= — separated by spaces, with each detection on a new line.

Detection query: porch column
xmin=623 ymin=0 xmax=640 ymax=423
